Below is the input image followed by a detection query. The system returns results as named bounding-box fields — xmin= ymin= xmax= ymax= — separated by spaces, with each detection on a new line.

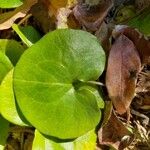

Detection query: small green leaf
xmin=12 ymin=24 xmax=41 ymax=47
xmin=32 ymin=130 xmax=97 ymax=150
xmin=128 ymin=8 xmax=150 ymax=36
xmin=14 ymin=29 xmax=105 ymax=139
xmin=0 ymin=0 xmax=23 ymax=8
xmin=74 ymin=130 xmax=97 ymax=150
xmin=0 ymin=51 xmax=13 ymax=84
xmin=0 ymin=39 xmax=25 ymax=65
xmin=0 ymin=70 xmax=29 ymax=126
xmin=0 ymin=115 xmax=9 ymax=149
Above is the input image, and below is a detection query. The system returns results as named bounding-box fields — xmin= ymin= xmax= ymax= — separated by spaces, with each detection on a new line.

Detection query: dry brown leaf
xmin=73 ymin=0 xmax=113 ymax=32
xmin=31 ymin=0 xmax=55 ymax=33
xmin=98 ymin=106 xmax=133 ymax=150
xmin=113 ymin=25 xmax=150 ymax=64
xmin=0 ymin=0 xmax=37 ymax=30
xmin=95 ymin=22 xmax=112 ymax=53
xmin=106 ymin=34 xmax=141 ymax=114
xmin=67 ymin=12 xmax=81 ymax=29
xmin=31 ymin=0 xmax=77 ymax=32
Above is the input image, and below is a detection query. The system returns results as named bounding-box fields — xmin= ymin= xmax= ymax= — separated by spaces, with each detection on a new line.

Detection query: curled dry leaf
xmin=106 ymin=34 xmax=141 ymax=114
xmin=113 ymin=25 xmax=150 ymax=64
xmin=0 ymin=0 xmax=37 ymax=30
xmin=98 ymin=102 xmax=133 ymax=150
xmin=73 ymin=0 xmax=113 ymax=31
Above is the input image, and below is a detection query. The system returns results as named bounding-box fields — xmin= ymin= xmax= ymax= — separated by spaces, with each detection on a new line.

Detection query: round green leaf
xmin=0 ymin=0 xmax=23 ymax=8
xmin=32 ymin=129 xmax=97 ymax=150
xmin=0 ymin=70 xmax=28 ymax=126
xmin=14 ymin=29 xmax=105 ymax=139
xmin=0 ymin=51 xmax=13 ymax=84
xmin=0 ymin=39 xmax=25 ymax=65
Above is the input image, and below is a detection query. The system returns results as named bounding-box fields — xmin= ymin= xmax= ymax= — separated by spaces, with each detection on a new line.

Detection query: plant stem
xmin=80 ymin=80 xmax=105 ymax=86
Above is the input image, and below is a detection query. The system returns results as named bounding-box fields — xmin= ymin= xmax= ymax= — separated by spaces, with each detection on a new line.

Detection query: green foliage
xmin=0 ymin=70 xmax=28 ymax=126
xmin=32 ymin=129 xmax=97 ymax=150
xmin=128 ymin=8 xmax=150 ymax=36
xmin=0 ymin=29 xmax=105 ymax=149
xmin=13 ymin=29 xmax=105 ymax=139
xmin=0 ymin=0 xmax=23 ymax=8
xmin=12 ymin=24 xmax=41 ymax=47
xmin=0 ymin=115 xmax=9 ymax=149
xmin=0 ymin=51 xmax=13 ymax=84
xmin=0 ymin=39 xmax=25 ymax=65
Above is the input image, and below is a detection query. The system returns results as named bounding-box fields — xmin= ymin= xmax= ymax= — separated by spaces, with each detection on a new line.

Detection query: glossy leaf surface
xmin=0 ymin=39 xmax=25 ymax=65
xmin=0 ymin=51 xmax=13 ymax=84
xmin=14 ymin=29 xmax=105 ymax=139
xmin=32 ymin=129 xmax=97 ymax=150
xmin=0 ymin=0 xmax=23 ymax=8
xmin=0 ymin=70 xmax=28 ymax=126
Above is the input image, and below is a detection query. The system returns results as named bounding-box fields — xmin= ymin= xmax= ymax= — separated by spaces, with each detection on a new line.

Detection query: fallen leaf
xmin=113 ymin=25 xmax=150 ymax=64
xmin=0 ymin=0 xmax=37 ymax=30
xmin=98 ymin=103 xmax=133 ymax=150
xmin=31 ymin=0 xmax=77 ymax=32
xmin=73 ymin=0 xmax=113 ymax=31
xmin=50 ymin=0 xmax=68 ymax=7
xmin=95 ymin=22 xmax=112 ymax=53
xmin=67 ymin=12 xmax=81 ymax=29
xmin=106 ymin=34 xmax=141 ymax=114
xmin=31 ymin=0 xmax=54 ymax=33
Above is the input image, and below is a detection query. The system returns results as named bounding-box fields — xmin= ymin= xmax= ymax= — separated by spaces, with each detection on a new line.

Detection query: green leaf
xmin=14 ymin=29 xmax=105 ymax=139
xmin=0 ymin=0 xmax=23 ymax=8
xmin=32 ymin=129 xmax=97 ymax=150
xmin=0 ymin=51 xmax=13 ymax=84
xmin=12 ymin=24 xmax=41 ymax=47
xmin=0 ymin=39 xmax=25 ymax=65
xmin=0 ymin=115 xmax=9 ymax=149
xmin=74 ymin=130 xmax=97 ymax=150
xmin=128 ymin=8 xmax=150 ymax=36
xmin=0 ymin=70 xmax=29 ymax=126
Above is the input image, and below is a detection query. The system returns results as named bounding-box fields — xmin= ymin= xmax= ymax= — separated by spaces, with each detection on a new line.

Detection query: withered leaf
xmin=0 ymin=0 xmax=37 ymax=30
xmin=98 ymin=108 xmax=133 ymax=150
xmin=73 ymin=0 xmax=113 ymax=31
xmin=31 ymin=0 xmax=54 ymax=33
xmin=95 ymin=22 xmax=112 ymax=53
xmin=113 ymin=25 xmax=150 ymax=64
xmin=106 ymin=34 xmax=141 ymax=114
xmin=31 ymin=0 xmax=77 ymax=32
